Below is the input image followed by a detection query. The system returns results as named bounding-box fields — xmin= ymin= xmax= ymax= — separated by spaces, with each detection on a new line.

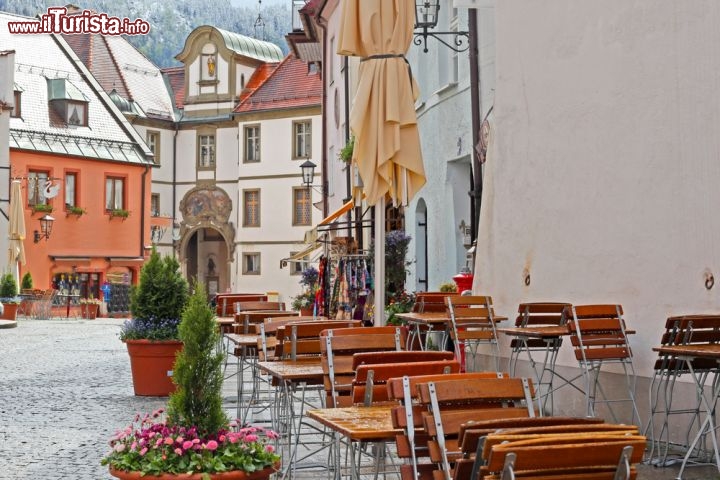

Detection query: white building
xmin=0 ymin=49 xmax=14 ymax=269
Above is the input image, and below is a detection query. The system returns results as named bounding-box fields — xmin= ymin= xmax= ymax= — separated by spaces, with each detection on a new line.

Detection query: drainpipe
xmin=140 ymin=164 xmax=150 ymax=257
xmin=314 ymin=9 xmax=329 ymax=219
xmin=172 ymin=114 xmax=182 ymax=258
xmin=468 ymin=9 xmax=482 ymax=244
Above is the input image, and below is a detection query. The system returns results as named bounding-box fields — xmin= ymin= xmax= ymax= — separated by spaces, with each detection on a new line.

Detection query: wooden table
xmin=257 ymin=359 xmax=326 ymax=479
xmin=653 ymin=344 xmax=720 ymax=478
xmin=307 ymin=405 xmax=398 ymax=479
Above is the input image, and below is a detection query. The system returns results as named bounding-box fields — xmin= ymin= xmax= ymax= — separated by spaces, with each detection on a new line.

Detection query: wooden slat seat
xmin=446 ymin=296 xmax=502 ymax=372
xmin=282 ymin=320 xmax=361 ymax=359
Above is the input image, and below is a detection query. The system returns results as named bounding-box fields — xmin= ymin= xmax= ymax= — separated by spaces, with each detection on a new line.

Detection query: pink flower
xmin=218 ymin=435 xmax=226 ymax=442
xmin=114 ymin=444 xmax=126 ymax=453
xmin=265 ymin=445 xmax=275 ymax=453
xmin=139 ymin=447 xmax=148 ymax=456
xmin=192 ymin=438 xmax=200 ymax=444
xmin=182 ymin=440 xmax=193 ymax=450
xmin=175 ymin=436 xmax=184 ymax=444
xmin=245 ymin=434 xmax=258 ymax=442
xmin=174 ymin=448 xmax=183 ymax=456
xmin=164 ymin=437 xmax=174 ymax=446
xmin=130 ymin=441 xmax=137 ymax=451
xmin=205 ymin=440 xmax=218 ymax=451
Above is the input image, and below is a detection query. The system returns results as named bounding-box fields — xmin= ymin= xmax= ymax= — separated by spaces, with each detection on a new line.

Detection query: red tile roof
xmin=234 ymin=54 xmax=322 ymax=114
xmin=239 ymin=63 xmax=278 ymax=103
xmin=63 ymin=34 xmax=131 ymax=99
xmin=161 ymin=66 xmax=185 ymax=109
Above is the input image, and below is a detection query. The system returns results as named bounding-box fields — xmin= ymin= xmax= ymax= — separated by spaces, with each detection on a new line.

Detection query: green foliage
xmin=0 ymin=273 xmax=19 ymax=299
xmin=167 ymin=285 xmax=227 ymax=436
xmin=20 ymin=272 xmax=33 ymax=290
xmin=385 ymin=291 xmax=415 ymax=326
xmin=338 ymin=136 xmax=354 ymax=163
xmin=130 ymin=250 xmax=188 ymax=323
xmin=439 ymin=282 xmax=457 ymax=293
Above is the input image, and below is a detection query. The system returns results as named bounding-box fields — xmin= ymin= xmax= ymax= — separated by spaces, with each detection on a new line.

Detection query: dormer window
xmin=11 ymin=90 xmax=21 ymax=118
xmin=47 ymin=78 xmax=89 ymax=127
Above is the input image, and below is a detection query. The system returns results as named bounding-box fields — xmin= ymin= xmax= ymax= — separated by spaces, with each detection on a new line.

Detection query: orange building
xmin=2 ymin=12 xmax=153 ymax=308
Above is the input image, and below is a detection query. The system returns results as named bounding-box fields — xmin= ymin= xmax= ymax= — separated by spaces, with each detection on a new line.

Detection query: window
xmin=146 ymin=131 xmax=160 ymax=164
xmin=243 ymin=253 xmax=261 ymax=275
xmin=66 ymin=101 xmax=87 ymax=126
xmin=198 ymin=134 xmax=216 ymax=168
xmin=293 ymin=120 xmax=312 ymax=159
xmin=11 ymin=91 xmax=20 ymax=118
xmin=105 ymin=177 xmax=125 ymax=211
xmin=151 ymin=194 xmax=160 ymax=217
xmin=28 ymin=171 xmax=49 ymax=206
xmin=244 ymin=125 xmax=260 ymax=162
xmin=65 ymin=172 xmax=77 ymax=208
xmin=292 ymin=187 xmax=311 ymax=226
xmin=243 ymin=189 xmax=260 ymax=227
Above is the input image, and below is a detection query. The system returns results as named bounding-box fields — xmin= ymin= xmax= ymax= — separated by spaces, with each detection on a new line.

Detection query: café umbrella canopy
xmin=338 ymin=0 xmax=426 ymax=324
xmin=7 ymin=180 xmax=26 ymax=281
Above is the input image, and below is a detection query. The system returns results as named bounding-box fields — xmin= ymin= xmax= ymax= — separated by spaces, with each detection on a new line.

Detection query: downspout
xmin=315 ymin=9 xmax=329 ymax=219
xmin=468 ymin=9 xmax=482 ymax=244
xmin=140 ymin=164 xmax=150 ymax=257
xmin=344 ymin=56 xmax=354 ymax=241
xmin=172 ymin=113 xmax=182 ymax=258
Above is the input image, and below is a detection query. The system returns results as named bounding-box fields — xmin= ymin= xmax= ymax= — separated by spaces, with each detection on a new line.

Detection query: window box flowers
xmin=80 ymin=297 xmax=102 ymax=319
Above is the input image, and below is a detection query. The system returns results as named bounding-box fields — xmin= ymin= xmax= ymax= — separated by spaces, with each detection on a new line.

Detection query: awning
xmin=304 ymin=198 xmax=356 ymax=243
xmin=107 ymin=257 xmax=146 ymax=267
xmin=280 ymin=242 xmax=323 ymax=268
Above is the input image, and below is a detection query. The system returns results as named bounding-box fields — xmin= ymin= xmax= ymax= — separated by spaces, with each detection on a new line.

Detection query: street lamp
xmin=300 ymin=160 xmax=327 ymax=194
xmin=414 ymin=0 xmax=470 ymax=53
xmin=33 ymin=214 xmax=54 ymax=243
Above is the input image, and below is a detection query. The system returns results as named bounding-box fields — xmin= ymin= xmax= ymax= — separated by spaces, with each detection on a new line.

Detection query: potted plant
xmin=338 ymin=136 xmax=355 ymax=165
xmin=67 ymin=205 xmax=86 ymax=217
xmin=20 ymin=272 xmax=33 ymax=290
xmin=121 ymin=249 xmax=189 ymax=396
xmin=292 ymin=266 xmax=319 ymax=315
xmin=80 ymin=296 xmax=102 ymax=319
xmin=110 ymin=208 xmax=130 ymax=219
xmin=385 ymin=290 xmax=415 ymax=326
xmin=0 ymin=273 xmax=20 ymax=320
xmin=439 ymin=282 xmax=458 ymax=293
xmin=31 ymin=203 xmax=53 ymax=214
xmin=102 ymin=287 xmax=281 ymax=479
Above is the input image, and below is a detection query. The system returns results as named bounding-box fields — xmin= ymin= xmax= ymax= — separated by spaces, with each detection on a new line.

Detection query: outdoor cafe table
xmin=256 ymin=359 xmax=325 ymax=479
xmin=306 ymin=405 xmax=398 ymax=480
xmin=225 ymin=333 xmax=262 ymax=420
xmin=652 ymin=344 xmax=720 ymax=479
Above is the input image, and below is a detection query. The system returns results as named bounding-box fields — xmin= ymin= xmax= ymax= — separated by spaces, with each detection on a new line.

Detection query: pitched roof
xmin=214 ymin=27 xmax=284 ymax=63
xmin=161 ymin=67 xmax=185 ymax=110
xmin=233 ymin=54 xmax=321 ymax=114
xmin=1 ymin=12 xmax=151 ymax=164
xmin=62 ymin=33 xmax=174 ymax=120
xmin=238 ymin=63 xmax=278 ymax=103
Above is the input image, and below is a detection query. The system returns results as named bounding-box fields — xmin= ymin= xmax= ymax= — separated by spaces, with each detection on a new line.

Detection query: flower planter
xmin=124 ymin=340 xmax=183 ymax=396
xmin=80 ymin=303 xmax=99 ymax=319
xmin=109 ymin=466 xmax=277 ymax=480
xmin=0 ymin=303 xmax=19 ymax=320
xmin=299 ymin=307 xmax=313 ymax=316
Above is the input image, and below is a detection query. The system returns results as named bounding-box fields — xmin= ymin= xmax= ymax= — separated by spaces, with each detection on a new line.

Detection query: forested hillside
xmin=0 ymin=0 xmax=291 ymax=67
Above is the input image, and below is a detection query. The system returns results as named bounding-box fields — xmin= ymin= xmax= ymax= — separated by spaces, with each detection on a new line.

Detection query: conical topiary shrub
xmin=167 ymin=285 xmax=226 ymax=435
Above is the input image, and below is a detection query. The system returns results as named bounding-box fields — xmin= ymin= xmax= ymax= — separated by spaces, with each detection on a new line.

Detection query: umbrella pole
xmin=374 ymin=198 xmax=386 ymax=326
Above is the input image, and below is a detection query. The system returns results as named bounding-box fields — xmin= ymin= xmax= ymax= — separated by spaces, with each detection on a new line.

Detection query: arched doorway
xmin=415 ymin=199 xmax=428 ymax=292
xmin=176 ymin=185 xmax=235 ymax=296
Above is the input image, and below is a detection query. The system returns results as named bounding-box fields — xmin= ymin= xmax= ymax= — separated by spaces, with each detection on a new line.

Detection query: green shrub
xmin=0 ymin=273 xmax=19 ymax=299
xmin=20 ymin=272 xmax=33 ymax=290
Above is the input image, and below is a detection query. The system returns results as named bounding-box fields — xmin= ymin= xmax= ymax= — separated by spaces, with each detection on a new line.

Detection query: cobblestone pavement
xmin=0 ymin=318 xmax=719 ymax=480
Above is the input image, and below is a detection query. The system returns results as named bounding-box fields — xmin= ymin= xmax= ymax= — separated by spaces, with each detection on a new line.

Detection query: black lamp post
xmin=414 ymin=0 xmax=470 ymax=53
xmin=300 ymin=160 xmax=327 ymax=195
xmin=33 ymin=214 xmax=54 ymax=243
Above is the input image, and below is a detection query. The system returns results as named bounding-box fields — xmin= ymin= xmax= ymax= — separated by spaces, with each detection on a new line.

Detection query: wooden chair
xmin=234 ymin=300 xmax=285 ymax=313
xmin=320 ymin=326 xmax=406 ymax=408
xmin=645 ymin=314 xmax=720 ymax=465
xmin=387 ymin=372 xmax=531 ymax=480
xmin=215 ymin=293 xmax=267 ymax=316
xmin=565 ymin=305 xmax=640 ymax=425
xmin=481 ymin=433 xmax=646 ymax=480
xmin=352 ymin=358 xmax=460 ymax=405
xmin=445 ymin=295 xmax=501 ymax=372
xmin=507 ymin=302 xmax=571 ymax=414
xmin=281 ymin=320 xmax=361 ymax=360
xmin=407 ymin=292 xmax=461 ymax=349
xmin=256 ymin=315 xmax=324 ymax=361
xmin=233 ymin=309 xmax=293 ymax=334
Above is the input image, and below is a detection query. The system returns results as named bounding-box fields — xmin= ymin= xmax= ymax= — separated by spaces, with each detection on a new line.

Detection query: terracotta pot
xmin=81 ymin=303 xmax=99 ymax=319
xmin=0 ymin=303 xmax=19 ymax=320
xmin=109 ymin=466 xmax=277 ymax=480
xmin=124 ymin=339 xmax=183 ymax=396
xmin=299 ymin=307 xmax=313 ymax=316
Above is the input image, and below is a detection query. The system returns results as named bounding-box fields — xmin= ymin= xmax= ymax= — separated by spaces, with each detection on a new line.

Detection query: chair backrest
xmin=284 ymin=320 xmax=361 ymax=359
xmin=235 ymin=301 xmax=284 ymax=312
xmin=319 ymin=326 xmax=406 ymax=407
xmin=352 ymin=350 xmax=455 ymax=369
xmin=352 ymin=359 xmax=460 ymax=405
xmin=256 ymin=315 xmax=326 ymax=361
xmin=234 ymin=310 xmax=295 ymax=334
xmin=215 ymin=293 xmax=267 ymax=316
xmin=565 ymin=304 xmax=632 ymax=362
xmin=413 ymin=292 xmax=461 ymax=313
xmin=515 ymin=302 xmax=571 ymax=327
xmin=482 ymin=433 xmax=646 ymax=480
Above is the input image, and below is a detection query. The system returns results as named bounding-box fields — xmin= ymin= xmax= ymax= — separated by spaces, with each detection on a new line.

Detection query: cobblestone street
xmin=1 ymin=318 xmax=719 ymax=480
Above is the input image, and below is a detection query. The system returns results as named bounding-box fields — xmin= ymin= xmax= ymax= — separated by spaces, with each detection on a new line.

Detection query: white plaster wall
xmin=187 ymin=58 xmax=200 ymax=97
xmin=216 ymin=126 xmax=238 ymax=179
xmin=216 ymin=55 xmax=229 ymax=95
xmin=0 ymin=53 xmax=11 ymax=271
xmin=478 ymin=0 xmax=720 ymax=377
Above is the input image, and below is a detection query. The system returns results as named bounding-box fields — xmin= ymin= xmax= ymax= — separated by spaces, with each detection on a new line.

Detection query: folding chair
xmin=644 ymin=314 xmax=720 ymax=466
xmin=408 ymin=292 xmax=461 ymax=350
xmin=445 ymin=295 xmax=501 ymax=372
xmin=565 ymin=304 xmax=641 ymax=425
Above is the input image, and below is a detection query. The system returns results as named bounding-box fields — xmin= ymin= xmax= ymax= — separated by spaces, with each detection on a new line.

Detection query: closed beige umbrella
xmin=8 ymin=179 xmax=26 ymax=274
xmin=338 ymin=0 xmax=425 ymax=207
